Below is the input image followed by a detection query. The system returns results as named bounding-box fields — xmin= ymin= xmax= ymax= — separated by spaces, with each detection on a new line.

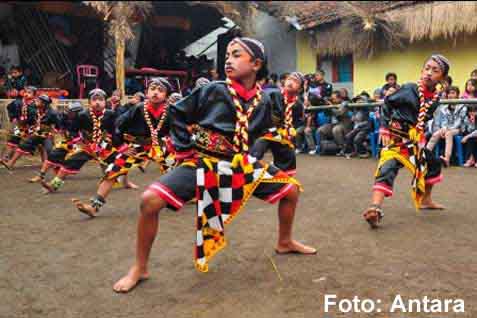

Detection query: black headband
xmin=289 ymin=72 xmax=305 ymax=86
xmin=25 ymin=86 xmax=37 ymax=93
xmin=429 ymin=54 xmax=450 ymax=76
xmin=229 ymin=37 xmax=266 ymax=62
xmin=148 ymin=77 xmax=172 ymax=94
xmin=88 ymin=88 xmax=106 ymax=99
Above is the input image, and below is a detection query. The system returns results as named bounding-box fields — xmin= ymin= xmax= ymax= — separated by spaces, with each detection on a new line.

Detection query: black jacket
xmin=381 ymin=83 xmax=439 ymax=131
xmin=57 ymin=112 xmax=82 ymax=140
xmin=77 ymin=109 xmax=116 ymax=143
xmin=114 ymin=103 xmax=169 ymax=145
xmin=7 ymin=99 xmax=36 ymax=125
xmin=169 ymin=81 xmax=275 ymax=152
xmin=266 ymin=88 xmax=304 ymax=128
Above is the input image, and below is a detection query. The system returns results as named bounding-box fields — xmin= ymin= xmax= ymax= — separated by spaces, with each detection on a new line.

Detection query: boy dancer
xmin=250 ymin=72 xmax=305 ymax=176
xmin=41 ymin=89 xmax=116 ymax=193
xmin=363 ymin=55 xmax=448 ymax=228
xmin=113 ymin=37 xmax=316 ymax=293
xmin=28 ymin=101 xmax=83 ymax=183
xmin=73 ymin=78 xmax=173 ymax=217
xmin=1 ymin=86 xmax=37 ymax=164
xmin=2 ymin=95 xmax=59 ymax=170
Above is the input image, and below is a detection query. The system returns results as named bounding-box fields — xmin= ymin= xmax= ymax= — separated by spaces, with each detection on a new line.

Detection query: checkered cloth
xmin=194 ymin=154 xmax=293 ymax=272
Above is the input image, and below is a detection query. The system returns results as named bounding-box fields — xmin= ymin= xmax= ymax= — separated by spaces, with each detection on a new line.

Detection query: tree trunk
xmin=115 ymin=32 xmax=126 ymax=99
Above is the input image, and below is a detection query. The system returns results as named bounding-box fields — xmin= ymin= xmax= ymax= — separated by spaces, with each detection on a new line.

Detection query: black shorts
xmin=250 ymin=139 xmax=296 ymax=176
xmin=147 ymin=161 xmax=297 ymax=211
xmin=17 ymin=136 xmax=47 ymax=155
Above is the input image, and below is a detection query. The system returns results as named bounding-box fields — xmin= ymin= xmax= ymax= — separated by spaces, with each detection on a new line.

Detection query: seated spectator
xmin=461 ymin=79 xmax=477 ymax=99
xmin=263 ymin=73 xmax=279 ymax=89
xmin=5 ymin=65 xmax=27 ymax=98
xmin=295 ymin=107 xmax=318 ymax=155
xmin=381 ymin=72 xmax=400 ymax=98
xmin=372 ymin=88 xmax=383 ymax=102
xmin=461 ymin=108 xmax=477 ymax=167
xmin=426 ymin=86 xmax=467 ymax=166
xmin=316 ymin=91 xmax=352 ymax=156
xmin=344 ymin=106 xmax=371 ymax=159
xmin=339 ymin=87 xmax=351 ymax=101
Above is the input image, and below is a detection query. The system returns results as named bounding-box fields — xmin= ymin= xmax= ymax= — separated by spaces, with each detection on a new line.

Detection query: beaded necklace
xmin=282 ymin=89 xmax=297 ymax=135
xmin=144 ymin=101 xmax=168 ymax=146
xmin=416 ymin=80 xmax=440 ymax=133
xmin=89 ymin=108 xmax=105 ymax=145
xmin=226 ymin=78 xmax=262 ymax=153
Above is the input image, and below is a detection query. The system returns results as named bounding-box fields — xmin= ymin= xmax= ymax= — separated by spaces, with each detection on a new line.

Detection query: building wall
xmin=296 ymin=32 xmax=316 ymax=74
xmin=354 ymin=35 xmax=477 ymax=95
xmin=296 ymin=32 xmax=353 ymax=95
xmin=252 ymin=11 xmax=297 ymax=75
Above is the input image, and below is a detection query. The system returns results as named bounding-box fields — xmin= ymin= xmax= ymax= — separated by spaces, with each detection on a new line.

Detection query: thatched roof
xmin=257 ymin=1 xmax=477 ymax=58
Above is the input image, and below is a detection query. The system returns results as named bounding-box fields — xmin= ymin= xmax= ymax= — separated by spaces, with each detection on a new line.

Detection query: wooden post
xmin=115 ymin=31 xmax=126 ymax=99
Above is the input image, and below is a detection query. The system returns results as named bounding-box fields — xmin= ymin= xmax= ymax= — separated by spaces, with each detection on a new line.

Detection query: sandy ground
xmin=1 ymin=155 xmax=476 ymax=318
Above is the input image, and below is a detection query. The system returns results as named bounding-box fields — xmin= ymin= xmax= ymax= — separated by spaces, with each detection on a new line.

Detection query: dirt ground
xmin=1 ymin=155 xmax=476 ymax=318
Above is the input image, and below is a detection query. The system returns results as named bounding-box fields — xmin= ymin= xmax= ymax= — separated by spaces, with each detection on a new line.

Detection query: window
xmin=332 ymin=55 xmax=353 ymax=83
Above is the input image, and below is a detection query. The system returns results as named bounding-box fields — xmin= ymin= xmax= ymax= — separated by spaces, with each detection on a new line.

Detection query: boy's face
xmin=24 ymin=89 xmax=35 ymax=100
xmin=90 ymin=96 xmax=106 ymax=111
xmin=331 ymin=94 xmax=342 ymax=104
xmin=387 ymin=76 xmax=396 ymax=85
xmin=225 ymin=42 xmax=261 ymax=81
xmin=284 ymin=77 xmax=301 ymax=94
xmin=11 ymin=70 xmax=21 ymax=78
xmin=147 ymin=84 xmax=167 ymax=104
xmin=35 ymin=98 xmax=45 ymax=108
xmin=448 ymin=90 xmax=458 ymax=99
xmin=421 ymin=59 xmax=444 ymax=87
xmin=314 ymin=72 xmax=323 ymax=82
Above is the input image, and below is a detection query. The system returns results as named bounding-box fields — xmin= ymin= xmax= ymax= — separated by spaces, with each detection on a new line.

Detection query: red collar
xmin=146 ymin=101 xmax=166 ymax=119
xmin=282 ymin=90 xmax=297 ymax=105
xmin=421 ymin=85 xmax=436 ymax=99
xmin=93 ymin=109 xmax=105 ymax=117
xmin=230 ymin=79 xmax=258 ymax=101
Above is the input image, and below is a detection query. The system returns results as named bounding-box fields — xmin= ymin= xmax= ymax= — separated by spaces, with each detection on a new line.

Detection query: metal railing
xmin=306 ymin=99 xmax=477 ymax=112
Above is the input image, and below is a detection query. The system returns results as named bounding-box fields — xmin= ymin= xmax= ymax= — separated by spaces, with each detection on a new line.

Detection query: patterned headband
xmin=229 ymin=37 xmax=266 ymax=61
xmin=430 ymin=54 xmax=450 ymax=75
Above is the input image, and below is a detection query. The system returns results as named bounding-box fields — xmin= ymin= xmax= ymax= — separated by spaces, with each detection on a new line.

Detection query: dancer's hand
xmin=381 ymin=134 xmax=391 ymax=146
xmin=461 ymin=136 xmax=469 ymax=144
xmin=123 ymin=147 xmax=137 ymax=157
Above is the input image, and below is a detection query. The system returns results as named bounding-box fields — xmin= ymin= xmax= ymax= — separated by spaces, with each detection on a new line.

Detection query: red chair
xmin=77 ymin=65 xmax=99 ymax=99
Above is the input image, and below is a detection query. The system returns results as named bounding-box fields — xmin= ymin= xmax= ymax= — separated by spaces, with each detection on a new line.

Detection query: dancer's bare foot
xmin=0 ymin=160 xmax=12 ymax=170
xmin=72 ymin=198 xmax=97 ymax=218
xmin=124 ymin=181 xmax=139 ymax=190
xmin=420 ymin=201 xmax=445 ymax=210
xmin=113 ymin=265 xmax=149 ymax=293
xmin=363 ymin=205 xmax=383 ymax=229
xmin=29 ymin=175 xmax=43 ymax=183
xmin=275 ymin=240 xmax=317 ymax=255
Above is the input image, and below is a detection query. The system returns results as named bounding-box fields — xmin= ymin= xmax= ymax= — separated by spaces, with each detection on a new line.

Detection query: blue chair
xmin=368 ymin=112 xmax=380 ymax=158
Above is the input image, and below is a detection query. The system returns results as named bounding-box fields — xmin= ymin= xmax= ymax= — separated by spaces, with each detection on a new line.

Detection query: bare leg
xmin=113 ymin=190 xmax=167 ymax=293
xmin=73 ymin=179 xmax=115 ymax=217
xmin=421 ymin=184 xmax=445 ymax=210
xmin=29 ymin=160 xmax=51 ymax=182
xmin=3 ymin=151 xmax=23 ymax=169
xmin=275 ymin=185 xmax=317 ymax=254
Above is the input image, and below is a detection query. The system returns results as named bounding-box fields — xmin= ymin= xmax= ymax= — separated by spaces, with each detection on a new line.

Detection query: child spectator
xmin=470 ymin=69 xmax=477 ymax=81
xmin=5 ymin=65 xmax=27 ymax=98
xmin=339 ymin=87 xmax=351 ymax=101
xmin=461 ymin=79 xmax=477 ymax=99
xmin=426 ymin=86 xmax=467 ymax=166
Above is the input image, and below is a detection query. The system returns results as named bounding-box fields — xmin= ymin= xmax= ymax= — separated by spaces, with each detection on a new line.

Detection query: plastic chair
xmin=368 ymin=112 xmax=380 ymax=158
xmin=77 ymin=65 xmax=100 ymax=99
